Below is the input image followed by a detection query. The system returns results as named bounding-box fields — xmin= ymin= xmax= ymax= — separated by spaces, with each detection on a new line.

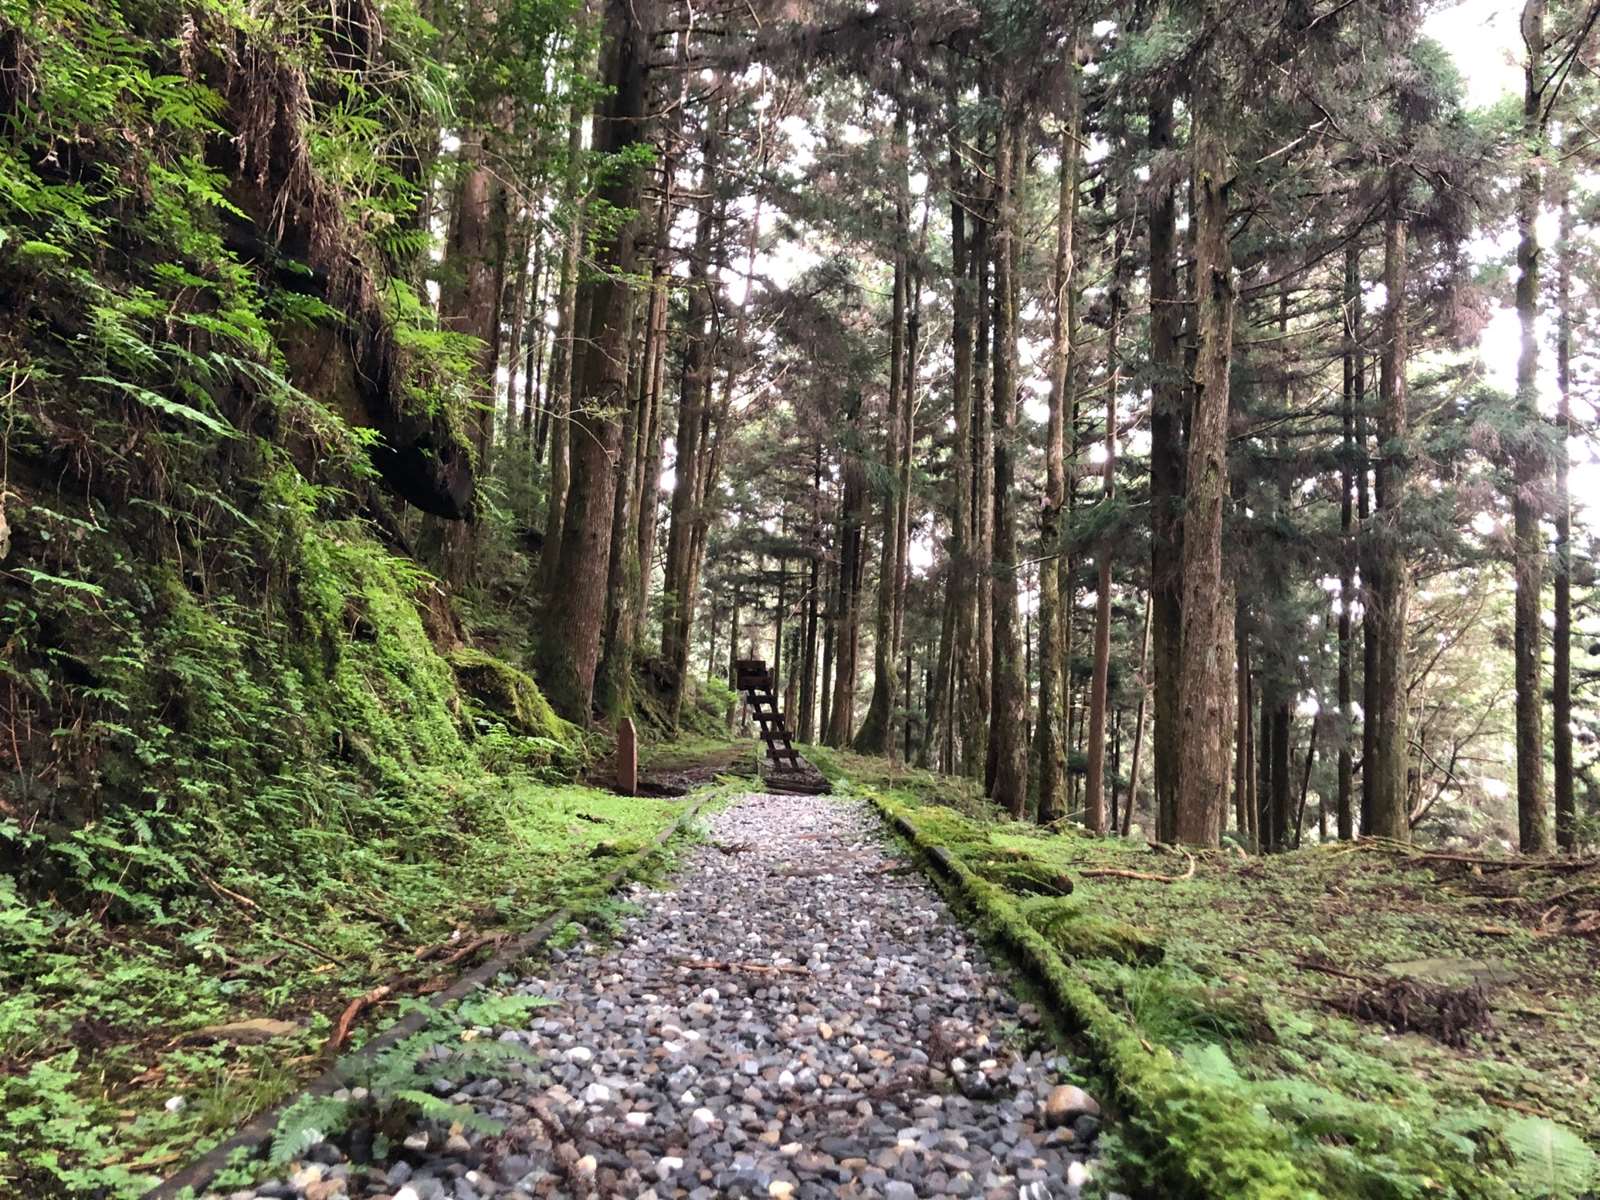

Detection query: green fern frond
xmin=269 ymin=1095 xmax=351 ymax=1165
xmin=1503 ymin=1117 xmax=1599 ymax=1198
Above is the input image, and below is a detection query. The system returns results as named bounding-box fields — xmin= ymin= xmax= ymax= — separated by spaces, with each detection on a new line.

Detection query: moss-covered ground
xmin=810 ymin=746 xmax=1600 ymax=1200
xmin=1 ymin=772 xmax=725 ymax=1198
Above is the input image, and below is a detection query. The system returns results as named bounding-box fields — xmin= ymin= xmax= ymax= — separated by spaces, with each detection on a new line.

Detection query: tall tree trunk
xmin=727 ymin=584 xmax=741 ymax=733
xmin=855 ymin=105 xmax=909 ymax=757
xmin=439 ymin=132 xmax=509 ymax=478
xmin=660 ymin=105 xmax=722 ymax=726
xmin=1338 ymin=244 xmax=1361 ymax=841
xmin=1235 ymin=601 xmax=1251 ymax=839
xmin=973 ymin=198 xmax=994 ymax=773
xmin=632 ymin=163 xmax=674 ymax=627
xmin=1367 ymin=171 xmax=1412 ymax=840
xmin=523 ymin=243 xmax=550 ymax=464
xmin=1173 ymin=57 xmax=1235 ymax=846
xmin=595 ymin=291 xmax=646 ymax=718
xmin=799 ymin=518 xmax=821 ymax=745
xmin=1124 ymin=593 xmax=1152 ymax=837
xmin=1554 ymin=194 xmax=1575 ymax=849
xmin=923 ymin=578 xmax=956 ymax=769
xmin=1359 ymin=352 xmax=1377 ymax=835
xmin=946 ymin=74 xmax=984 ymax=779
xmin=1037 ymin=49 xmax=1080 ymax=825
xmin=1148 ymin=80 xmax=1185 ymax=845
xmin=1513 ymin=0 xmax=1552 ymax=852
xmin=522 ymin=239 xmax=545 ymax=448
xmin=820 ymin=553 xmax=837 ymax=742
xmin=1295 ymin=717 xmax=1320 ymax=849
xmin=987 ymin=104 xmax=1028 ymax=816
xmin=537 ymin=91 xmax=588 ymax=591
xmin=828 ymin=395 xmax=868 ymax=745
xmin=1084 ymin=195 xmax=1124 ymax=833
xmin=1269 ymin=700 xmax=1291 ymax=851
xmin=504 ymin=219 xmax=536 ymax=439
xmin=533 ymin=0 xmax=653 ymax=721
xmin=773 ymin=556 xmax=787 ymax=705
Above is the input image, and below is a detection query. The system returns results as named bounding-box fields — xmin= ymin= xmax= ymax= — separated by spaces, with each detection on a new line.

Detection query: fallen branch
xmin=200 ymin=873 xmax=260 ymax=911
xmin=414 ymin=928 xmax=472 ymax=962
xmin=1082 ymin=852 xmax=1196 ymax=884
xmin=265 ymin=929 xmax=344 ymax=967
xmin=1294 ymin=957 xmax=1370 ymax=983
xmin=438 ymin=934 xmax=502 ymax=967
xmin=327 ymin=984 xmax=393 ymax=1054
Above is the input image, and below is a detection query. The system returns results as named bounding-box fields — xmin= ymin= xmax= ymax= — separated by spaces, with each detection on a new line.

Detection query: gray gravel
xmin=219 ymin=793 xmax=1109 ymax=1200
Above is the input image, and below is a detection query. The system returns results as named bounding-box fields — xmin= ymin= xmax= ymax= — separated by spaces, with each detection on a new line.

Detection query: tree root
xmin=1081 ymin=852 xmax=1196 ymax=883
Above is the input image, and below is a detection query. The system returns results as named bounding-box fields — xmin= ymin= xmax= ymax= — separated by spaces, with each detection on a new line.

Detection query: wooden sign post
xmin=616 ymin=717 xmax=637 ymax=796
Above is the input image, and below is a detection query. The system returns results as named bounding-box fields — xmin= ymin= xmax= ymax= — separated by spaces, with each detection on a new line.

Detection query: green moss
xmin=448 ymin=647 xmax=577 ymax=744
xmin=974 ymin=857 xmax=1075 ymax=896
xmin=1018 ymin=897 xmax=1164 ymax=965
xmin=862 ymin=787 xmax=1536 ymax=1200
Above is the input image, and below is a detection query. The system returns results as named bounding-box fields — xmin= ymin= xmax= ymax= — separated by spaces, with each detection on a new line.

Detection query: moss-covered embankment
xmin=0 ymin=0 xmax=691 ymax=1194
xmin=809 ymin=749 xmax=1600 ymax=1200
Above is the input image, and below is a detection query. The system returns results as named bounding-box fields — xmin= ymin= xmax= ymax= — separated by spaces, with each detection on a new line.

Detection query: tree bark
xmin=533 ymin=0 xmax=653 ymax=722
xmin=1173 ymin=58 xmax=1235 ymax=846
xmin=855 ymin=105 xmax=910 ymax=757
xmin=827 ymin=393 xmax=868 ymax=745
xmin=660 ymin=104 xmax=722 ymax=726
xmin=1367 ymin=171 xmax=1412 ymax=840
xmin=1554 ymin=194 xmax=1575 ymax=849
xmin=537 ymin=91 xmax=588 ymax=592
xmin=633 ymin=162 xmax=675 ymax=626
xmin=439 ymin=131 xmax=509 ymax=478
xmin=1513 ymin=0 xmax=1552 ymax=852
xmin=1337 ymin=243 xmax=1361 ymax=841
xmin=820 ymin=554 xmax=836 ymax=742
xmin=973 ymin=196 xmax=994 ymax=777
xmin=1234 ymin=601 xmax=1251 ymax=840
xmin=1084 ymin=191 xmax=1124 ymax=834
xmin=987 ymin=104 xmax=1028 ymax=816
xmin=1148 ymin=80 xmax=1185 ymax=845
xmin=1036 ymin=53 xmax=1080 ymax=825
xmin=946 ymin=72 xmax=984 ymax=779
xmin=1125 ymin=593 xmax=1152 ymax=837
xmin=1269 ymin=700 xmax=1291 ymax=853
xmin=595 ymin=290 xmax=646 ymax=718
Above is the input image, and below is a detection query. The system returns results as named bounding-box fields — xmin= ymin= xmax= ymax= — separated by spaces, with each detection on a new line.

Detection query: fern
xmin=1502 ymin=1117 xmax=1599 ymax=1198
xmin=455 ymin=992 xmax=554 ymax=1028
xmin=393 ymin=1090 xmax=501 ymax=1135
xmin=269 ymin=1095 xmax=351 ymax=1166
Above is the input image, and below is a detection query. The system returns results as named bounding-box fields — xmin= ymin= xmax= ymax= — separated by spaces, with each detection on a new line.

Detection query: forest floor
xmin=813 ymin=747 xmax=1600 ymax=1198
xmin=2 ymin=741 xmax=755 ymax=1199
xmin=221 ymin=791 xmax=1105 ymax=1200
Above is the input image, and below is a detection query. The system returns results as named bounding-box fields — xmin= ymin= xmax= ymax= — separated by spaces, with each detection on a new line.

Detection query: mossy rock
xmin=448 ymin=648 xmax=576 ymax=744
xmin=975 ymin=856 xmax=1075 ymax=897
xmin=1020 ymin=897 xmax=1165 ymax=966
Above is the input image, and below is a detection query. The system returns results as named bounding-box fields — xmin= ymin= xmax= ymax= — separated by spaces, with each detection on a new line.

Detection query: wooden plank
xmin=616 ymin=718 xmax=637 ymax=796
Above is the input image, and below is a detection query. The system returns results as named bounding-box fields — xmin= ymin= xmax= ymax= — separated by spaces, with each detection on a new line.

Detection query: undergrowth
xmin=0 ymin=0 xmax=683 ymax=1194
xmin=848 ymin=764 xmax=1600 ymax=1200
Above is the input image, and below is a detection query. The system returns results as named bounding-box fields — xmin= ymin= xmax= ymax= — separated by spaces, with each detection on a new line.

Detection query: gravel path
xmin=226 ymin=793 xmax=1108 ymax=1200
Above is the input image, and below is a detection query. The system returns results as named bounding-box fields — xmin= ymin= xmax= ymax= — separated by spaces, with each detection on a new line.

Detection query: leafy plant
xmin=1502 ymin=1117 xmax=1600 ymax=1198
xmin=268 ymin=992 xmax=552 ymax=1167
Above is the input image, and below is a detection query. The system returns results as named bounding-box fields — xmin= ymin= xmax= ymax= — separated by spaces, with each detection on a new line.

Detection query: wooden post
xmin=616 ymin=717 xmax=638 ymax=796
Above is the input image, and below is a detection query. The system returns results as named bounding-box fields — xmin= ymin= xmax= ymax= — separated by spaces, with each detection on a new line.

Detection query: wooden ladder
xmin=734 ymin=658 xmax=803 ymax=771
